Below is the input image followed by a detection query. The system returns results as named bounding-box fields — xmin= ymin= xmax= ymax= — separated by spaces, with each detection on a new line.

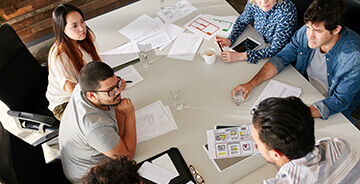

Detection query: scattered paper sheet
xmin=167 ymin=33 xmax=203 ymax=61
xmin=138 ymin=161 xmax=178 ymax=184
xmin=203 ymin=14 xmax=237 ymax=37
xmin=136 ymin=101 xmax=177 ymax=143
xmin=114 ymin=65 xmax=143 ymax=89
xmin=184 ymin=14 xmax=221 ymax=40
xmin=119 ymin=14 xmax=159 ymax=41
xmin=158 ymin=20 xmax=185 ymax=50
xmin=206 ymin=125 xmax=259 ymax=159
xmin=137 ymin=30 xmax=172 ymax=52
xmin=157 ymin=0 xmax=197 ymax=23
xmin=250 ymin=79 xmax=302 ymax=113
xmin=152 ymin=153 xmax=179 ymax=178
xmin=100 ymin=42 xmax=140 ymax=68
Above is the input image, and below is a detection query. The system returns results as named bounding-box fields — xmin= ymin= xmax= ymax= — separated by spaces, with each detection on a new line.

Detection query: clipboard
xmin=139 ymin=147 xmax=195 ymax=184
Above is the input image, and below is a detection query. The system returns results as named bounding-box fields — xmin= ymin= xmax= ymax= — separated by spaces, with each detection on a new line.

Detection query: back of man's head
xmin=304 ymin=0 xmax=346 ymax=33
xmin=252 ymin=97 xmax=315 ymax=160
xmin=79 ymin=61 xmax=114 ymax=94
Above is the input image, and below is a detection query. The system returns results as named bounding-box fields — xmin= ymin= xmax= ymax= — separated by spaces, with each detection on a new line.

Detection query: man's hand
xmin=232 ymin=83 xmax=255 ymax=102
xmin=114 ymin=98 xmax=135 ymax=118
xmin=221 ymin=51 xmax=247 ymax=62
xmin=215 ymin=36 xmax=231 ymax=48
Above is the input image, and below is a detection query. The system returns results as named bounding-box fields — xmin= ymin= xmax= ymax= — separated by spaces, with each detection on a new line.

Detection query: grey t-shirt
xmin=307 ymin=48 xmax=329 ymax=97
xmin=59 ymin=85 xmax=120 ymax=183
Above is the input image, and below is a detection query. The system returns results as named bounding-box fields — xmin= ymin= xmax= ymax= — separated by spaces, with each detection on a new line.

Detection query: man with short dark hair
xmin=252 ymin=97 xmax=360 ymax=183
xmin=59 ymin=61 xmax=136 ymax=183
xmin=232 ymin=0 xmax=360 ymax=123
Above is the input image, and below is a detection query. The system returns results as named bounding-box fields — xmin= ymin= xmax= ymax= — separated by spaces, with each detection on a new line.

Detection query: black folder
xmin=139 ymin=147 xmax=195 ymax=184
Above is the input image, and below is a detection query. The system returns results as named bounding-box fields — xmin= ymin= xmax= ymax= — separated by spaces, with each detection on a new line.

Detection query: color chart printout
xmin=207 ymin=125 xmax=259 ymax=159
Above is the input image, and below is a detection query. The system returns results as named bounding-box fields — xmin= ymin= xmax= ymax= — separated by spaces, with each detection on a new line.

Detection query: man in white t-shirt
xmin=59 ymin=61 xmax=136 ymax=183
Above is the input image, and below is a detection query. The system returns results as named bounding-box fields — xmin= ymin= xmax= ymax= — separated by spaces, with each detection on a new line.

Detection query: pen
xmin=217 ymin=41 xmax=224 ymax=52
xmin=126 ymin=81 xmax=132 ymax=83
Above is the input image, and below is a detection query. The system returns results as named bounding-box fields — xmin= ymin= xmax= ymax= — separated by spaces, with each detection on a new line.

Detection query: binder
xmin=139 ymin=147 xmax=195 ymax=184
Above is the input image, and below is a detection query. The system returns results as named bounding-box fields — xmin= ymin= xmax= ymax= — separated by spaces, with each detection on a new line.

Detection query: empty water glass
xmin=170 ymin=88 xmax=183 ymax=110
xmin=138 ymin=50 xmax=149 ymax=68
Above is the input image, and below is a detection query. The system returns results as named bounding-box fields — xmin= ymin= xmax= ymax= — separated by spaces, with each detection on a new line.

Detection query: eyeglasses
xmin=189 ymin=165 xmax=205 ymax=184
xmin=90 ymin=76 xmax=122 ymax=97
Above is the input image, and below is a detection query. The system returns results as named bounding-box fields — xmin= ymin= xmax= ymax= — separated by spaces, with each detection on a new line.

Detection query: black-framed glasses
xmin=90 ymin=76 xmax=122 ymax=97
xmin=189 ymin=165 xmax=205 ymax=184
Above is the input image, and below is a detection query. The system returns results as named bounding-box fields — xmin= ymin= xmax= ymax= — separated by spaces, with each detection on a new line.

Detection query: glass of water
xmin=170 ymin=88 xmax=183 ymax=110
xmin=138 ymin=50 xmax=149 ymax=68
xmin=233 ymin=91 xmax=244 ymax=106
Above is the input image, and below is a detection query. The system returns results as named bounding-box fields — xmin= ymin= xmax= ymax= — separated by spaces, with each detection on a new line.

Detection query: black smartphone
xmin=232 ymin=37 xmax=260 ymax=52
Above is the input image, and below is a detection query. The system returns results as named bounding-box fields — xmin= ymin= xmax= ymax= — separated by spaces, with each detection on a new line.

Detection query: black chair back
xmin=0 ymin=24 xmax=51 ymax=117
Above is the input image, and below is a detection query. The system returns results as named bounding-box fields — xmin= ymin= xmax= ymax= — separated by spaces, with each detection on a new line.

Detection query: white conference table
xmin=80 ymin=0 xmax=360 ymax=183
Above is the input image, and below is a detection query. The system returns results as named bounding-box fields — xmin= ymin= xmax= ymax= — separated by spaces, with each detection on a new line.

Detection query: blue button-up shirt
xmin=269 ymin=25 xmax=360 ymax=123
xmin=228 ymin=0 xmax=297 ymax=64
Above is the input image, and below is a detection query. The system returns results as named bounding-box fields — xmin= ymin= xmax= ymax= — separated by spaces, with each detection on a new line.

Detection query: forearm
xmin=248 ymin=62 xmax=278 ymax=87
xmin=121 ymin=113 xmax=137 ymax=159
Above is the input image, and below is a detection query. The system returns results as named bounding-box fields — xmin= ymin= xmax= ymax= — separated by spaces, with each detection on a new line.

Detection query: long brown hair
xmin=51 ymin=4 xmax=101 ymax=77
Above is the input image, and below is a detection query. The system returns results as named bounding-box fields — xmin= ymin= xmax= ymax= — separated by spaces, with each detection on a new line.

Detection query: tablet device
xmin=232 ymin=37 xmax=261 ymax=52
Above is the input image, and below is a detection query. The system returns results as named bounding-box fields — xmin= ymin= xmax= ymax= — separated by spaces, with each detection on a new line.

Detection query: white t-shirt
xmin=46 ymin=45 xmax=93 ymax=111
xmin=307 ymin=48 xmax=329 ymax=97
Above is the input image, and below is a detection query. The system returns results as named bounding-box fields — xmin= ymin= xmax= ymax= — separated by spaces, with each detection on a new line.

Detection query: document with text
xmin=250 ymin=79 xmax=302 ymax=113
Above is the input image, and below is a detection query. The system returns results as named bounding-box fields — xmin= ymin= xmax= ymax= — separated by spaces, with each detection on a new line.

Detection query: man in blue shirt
xmin=232 ymin=0 xmax=360 ymax=123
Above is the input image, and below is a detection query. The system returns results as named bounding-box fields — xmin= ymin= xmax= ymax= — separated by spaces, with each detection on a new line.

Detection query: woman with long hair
xmin=46 ymin=4 xmax=101 ymax=120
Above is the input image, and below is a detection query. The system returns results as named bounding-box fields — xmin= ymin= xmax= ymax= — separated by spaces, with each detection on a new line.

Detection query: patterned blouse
xmin=228 ymin=0 xmax=297 ymax=64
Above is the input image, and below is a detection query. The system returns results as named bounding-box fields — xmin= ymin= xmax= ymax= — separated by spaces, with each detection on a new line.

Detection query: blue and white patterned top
xmin=228 ymin=0 xmax=297 ymax=64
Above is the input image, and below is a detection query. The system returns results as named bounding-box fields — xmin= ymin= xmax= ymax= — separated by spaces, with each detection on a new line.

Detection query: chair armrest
xmin=7 ymin=110 xmax=59 ymax=133
xmin=351 ymin=105 xmax=360 ymax=121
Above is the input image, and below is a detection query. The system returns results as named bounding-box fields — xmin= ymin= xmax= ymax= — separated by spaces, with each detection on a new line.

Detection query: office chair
xmin=0 ymin=121 xmax=70 ymax=184
xmin=0 ymin=24 xmax=59 ymax=145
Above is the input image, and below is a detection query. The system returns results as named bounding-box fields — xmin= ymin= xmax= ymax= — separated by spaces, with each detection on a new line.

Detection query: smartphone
xmin=232 ymin=37 xmax=261 ymax=52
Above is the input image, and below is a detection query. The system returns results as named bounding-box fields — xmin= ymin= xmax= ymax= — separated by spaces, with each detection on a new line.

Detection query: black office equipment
xmin=0 ymin=24 xmax=59 ymax=146
xmin=139 ymin=147 xmax=195 ymax=184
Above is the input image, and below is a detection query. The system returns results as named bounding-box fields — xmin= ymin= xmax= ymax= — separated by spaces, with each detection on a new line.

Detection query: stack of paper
xmin=184 ymin=14 xmax=237 ymax=40
xmin=157 ymin=0 xmax=197 ymax=23
xmin=206 ymin=125 xmax=259 ymax=159
xmin=138 ymin=154 xmax=179 ymax=184
xmin=119 ymin=14 xmax=185 ymax=51
xmin=135 ymin=100 xmax=177 ymax=143
xmin=250 ymin=79 xmax=302 ymax=113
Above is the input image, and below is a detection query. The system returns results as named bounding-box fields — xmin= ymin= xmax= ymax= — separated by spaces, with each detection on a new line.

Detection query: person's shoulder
xmin=342 ymin=28 xmax=360 ymax=51
xmin=276 ymin=0 xmax=297 ymax=15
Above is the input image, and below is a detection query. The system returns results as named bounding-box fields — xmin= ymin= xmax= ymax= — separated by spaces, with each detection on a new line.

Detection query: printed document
xmin=157 ymin=0 xmax=197 ymax=23
xmin=203 ymin=14 xmax=237 ymax=37
xmin=184 ymin=14 xmax=221 ymax=40
xmin=167 ymin=33 xmax=203 ymax=61
xmin=250 ymin=79 xmax=302 ymax=113
xmin=114 ymin=65 xmax=143 ymax=89
xmin=100 ymin=42 xmax=139 ymax=68
xmin=119 ymin=14 xmax=159 ymax=41
xmin=206 ymin=125 xmax=259 ymax=159
xmin=138 ymin=161 xmax=178 ymax=184
xmin=136 ymin=101 xmax=177 ymax=143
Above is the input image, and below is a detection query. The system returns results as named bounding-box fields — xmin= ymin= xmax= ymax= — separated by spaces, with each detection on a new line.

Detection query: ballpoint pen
xmin=126 ymin=81 xmax=132 ymax=83
xmin=217 ymin=41 xmax=224 ymax=52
